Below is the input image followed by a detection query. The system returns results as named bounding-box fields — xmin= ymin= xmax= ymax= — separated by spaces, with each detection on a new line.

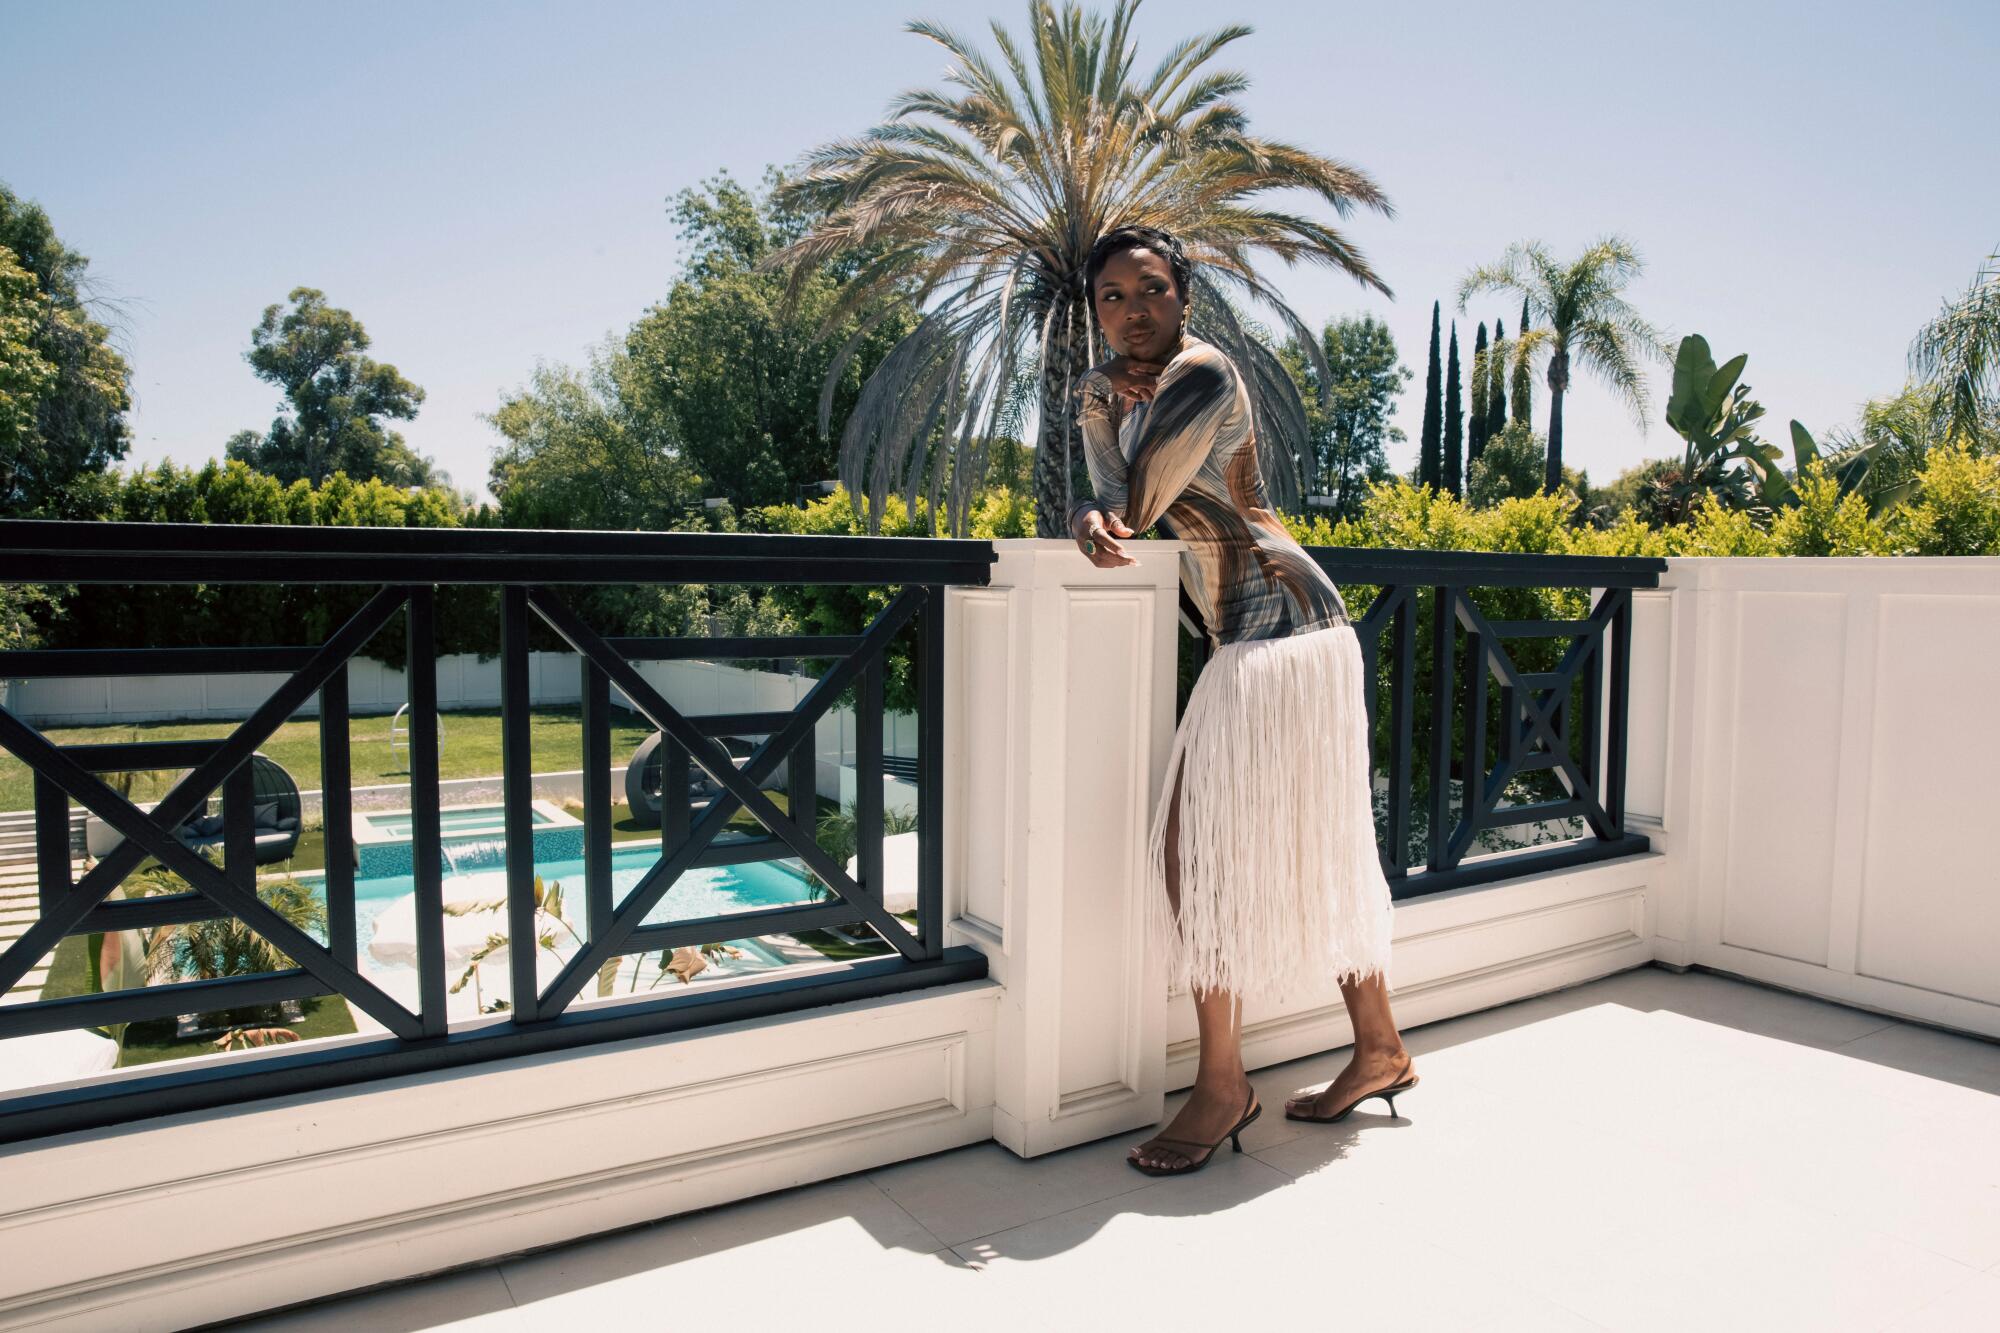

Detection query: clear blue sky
xmin=5 ymin=0 xmax=1996 ymax=502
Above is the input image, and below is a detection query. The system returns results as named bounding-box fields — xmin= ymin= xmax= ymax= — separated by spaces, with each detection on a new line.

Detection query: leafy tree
xmin=0 ymin=252 xmax=55 ymax=477
xmin=1442 ymin=322 xmax=1463 ymax=496
xmin=0 ymin=583 xmax=55 ymax=651
xmin=1468 ymin=322 xmax=1489 ymax=460
xmin=0 ymin=183 xmax=133 ymax=516
xmin=1885 ymin=440 xmax=2000 ymax=555
xmin=1822 ymin=380 xmax=1996 ymax=496
xmin=747 ymin=484 xmax=1034 ymax=710
xmin=226 ymin=287 xmax=440 ymax=487
xmin=1511 ymin=298 xmax=1533 ymax=425
xmin=622 ymin=170 xmax=920 ymax=512
xmin=1909 ymin=246 xmax=2000 ymax=447
xmin=1465 ymin=421 xmax=1546 ymax=508
xmin=1768 ymin=457 xmax=1893 ymax=556
xmin=1592 ymin=455 xmax=1682 ymax=528
xmin=487 ymin=340 xmax=703 ymax=530
xmin=766 ymin=0 xmax=1395 ymax=535
xmin=1277 ymin=313 xmax=1406 ymax=522
xmin=1459 ymin=238 xmax=1669 ymax=495
xmin=0 ymin=196 xmax=131 ymax=647
xmin=1418 ymin=302 xmax=1442 ymax=488
xmin=980 ymin=434 xmax=1035 ymax=498
xmin=1488 ymin=314 xmax=1504 ymax=438
xmin=1485 ymin=316 xmax=1507 ymax=442
xmin=37 ymin=460 xmax=476 ymax=664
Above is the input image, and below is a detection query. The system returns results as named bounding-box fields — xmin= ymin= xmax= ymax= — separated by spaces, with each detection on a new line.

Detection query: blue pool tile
xmin=356 ymin=823 xmax=590 ymax=881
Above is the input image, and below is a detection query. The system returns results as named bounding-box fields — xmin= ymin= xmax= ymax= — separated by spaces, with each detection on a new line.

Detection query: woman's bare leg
xmin=1283 ymin=969 xmax=1415 ymax=1118
xmin=1129 ymin=767 xmax=1256 ymax=1170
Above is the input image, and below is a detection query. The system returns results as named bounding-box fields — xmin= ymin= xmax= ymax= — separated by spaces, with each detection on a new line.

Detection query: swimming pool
xmin=296 ymin=841 xmax=824 ymax=1015
xmin=364 ymin=804 xmax=558 ymax=839
xmin=329 ymin=845 xmax=814 ymax=934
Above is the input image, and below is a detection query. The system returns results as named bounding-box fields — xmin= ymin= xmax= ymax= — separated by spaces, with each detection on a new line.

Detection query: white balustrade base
xmin=13 ymin=545 xmax=1993 ymax=1329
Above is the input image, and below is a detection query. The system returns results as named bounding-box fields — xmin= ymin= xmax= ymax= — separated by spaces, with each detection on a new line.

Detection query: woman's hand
xmin=1099 ymin=354 xmax=1164 ymax=404
xmin=1072 ymin=508 xmax=1137 ymax=568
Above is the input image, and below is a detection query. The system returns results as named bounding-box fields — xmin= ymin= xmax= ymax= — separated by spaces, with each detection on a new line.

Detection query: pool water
xmin=299 ymin=842 xmax=820 ymax=984
xmin=366 ymin=805 xmax=555 ymax=838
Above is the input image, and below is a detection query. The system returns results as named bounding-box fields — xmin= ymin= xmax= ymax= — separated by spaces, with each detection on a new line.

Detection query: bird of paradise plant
xmin=444 ymin=875 xmax=619 ymax=1012
xmin=444 ymin=876 xmax=738 ymax=1009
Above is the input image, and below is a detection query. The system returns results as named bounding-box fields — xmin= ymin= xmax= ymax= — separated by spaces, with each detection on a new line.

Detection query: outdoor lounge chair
xmin=623 ymin=732 xmax=749 ymax=829
xmin=169 ymin=752 xmax=302 ymax=865
xmin=84 ymin=752 xmax=303 ymax=865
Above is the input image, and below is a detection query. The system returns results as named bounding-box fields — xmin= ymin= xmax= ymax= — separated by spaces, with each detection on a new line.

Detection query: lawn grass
xmin=34 ymin=931 xmax=357 ymax=1068
xmin=0 ymin=706 xmax=659 ymax=814
xmin=114 ymin=995 xmax=357 ymax=1067
xmin=38 ymin=933 xmax=93 ymax=1002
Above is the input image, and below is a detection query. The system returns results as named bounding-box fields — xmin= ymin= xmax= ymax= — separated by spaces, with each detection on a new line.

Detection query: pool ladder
xmin=387 ymin=704 xmax=446 ymax=759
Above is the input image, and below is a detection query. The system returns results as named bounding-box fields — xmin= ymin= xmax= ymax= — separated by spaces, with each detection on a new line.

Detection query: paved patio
xmin=226 ymin=964 xmax=2000 ymax=1332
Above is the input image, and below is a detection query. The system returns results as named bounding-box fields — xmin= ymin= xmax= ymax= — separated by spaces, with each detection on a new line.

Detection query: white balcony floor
xmin=228 ymin=965 xmax=2000 ymax=1333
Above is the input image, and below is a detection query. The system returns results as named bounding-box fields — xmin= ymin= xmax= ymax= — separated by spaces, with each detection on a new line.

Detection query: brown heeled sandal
xmin=1127 ymin=1085 xmax=1262 ymax=1176
xmin=1284 ymin=1067 xmax=1419 ymax=1123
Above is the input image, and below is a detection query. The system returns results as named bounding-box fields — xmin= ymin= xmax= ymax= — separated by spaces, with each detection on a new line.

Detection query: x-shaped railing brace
xmin=1449 ymin=589 xmax=1622 ymax=856
xmin=525 ymin=586 xmax=930 ymax=1015
xmin=1352 ymin=585 xmax=1410 ymax=645
xmin=0 ymin=588 xmax=424 ymax=1037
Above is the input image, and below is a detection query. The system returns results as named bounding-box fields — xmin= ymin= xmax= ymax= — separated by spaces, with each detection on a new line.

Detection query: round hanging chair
xmin=165 ymin=751 xmax=303 ymax=865
xmin=624 ymin=733 xmax=727 ymax=829
xmin=246 ymin=752 xmax=303 ymax=864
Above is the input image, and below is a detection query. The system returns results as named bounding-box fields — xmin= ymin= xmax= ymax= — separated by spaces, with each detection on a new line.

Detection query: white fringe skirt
xmin=1145 ymin=623 xmax=1396 ymax=1006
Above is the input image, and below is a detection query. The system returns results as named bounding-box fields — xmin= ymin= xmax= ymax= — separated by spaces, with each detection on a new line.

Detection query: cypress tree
xmin=1511 ymin=297 xmax=1533 ymax=425
xmin=1487 ymin=317 xmax=1507 ymax=445
xmin=1442 ymin=322 xmax=1463 ymax=497
xmin=1469 ymin=322 xmax=1489 ymax=461
xmin=1419 ymin=301 xmax=1441 ymax=487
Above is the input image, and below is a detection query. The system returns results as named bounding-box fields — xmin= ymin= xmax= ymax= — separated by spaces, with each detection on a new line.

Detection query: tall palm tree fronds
xmin=1457 ymin=237 xmax=1670 ymax=495
xmin=763 ymin=0 xmax=1395 ymax=536
xmin=1909 ymin=247 xmax=2000 ymax=447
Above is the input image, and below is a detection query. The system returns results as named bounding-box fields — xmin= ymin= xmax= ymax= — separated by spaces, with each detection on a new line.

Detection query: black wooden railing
xmin=0 ymin=525 xmax=1662 ymax=1143
xmin=1185 ymin=548 xmax=1665 ymax=897
xmin=0 ymin=521 xmax=994 ymax=1143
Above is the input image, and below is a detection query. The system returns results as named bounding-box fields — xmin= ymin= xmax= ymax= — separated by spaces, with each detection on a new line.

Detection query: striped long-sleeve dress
xmin=1068 ymin=336 xmax=1352 ymax=645
xmin=1069 ymin=336 xmax=1398 ymax=1005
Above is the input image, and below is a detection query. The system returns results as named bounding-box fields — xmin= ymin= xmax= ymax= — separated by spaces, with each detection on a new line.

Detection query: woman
xmin=1069 ymin=226 xmax=1418 ymax=1176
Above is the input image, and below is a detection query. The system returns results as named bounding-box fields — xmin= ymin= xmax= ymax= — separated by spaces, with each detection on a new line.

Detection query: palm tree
xmin=1909 ymin=246 xmax=2000 ymax=447
xmin=140 ymin=871 xmax=327 ymax=984
xmin=764 ymin=0 xmax=1395 ymax=536
xmin=1823 ymin=381 xmax=1981 ymax=495
xmin=1457 ymin=238 xmax=1669 ymax=495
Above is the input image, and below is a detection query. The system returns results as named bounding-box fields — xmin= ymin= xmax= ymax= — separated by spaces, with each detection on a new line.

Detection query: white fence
xmin=0 ymin=653 xmax=920 ymax=769
xmin=1642 ymin=555 xmax=2000 ymax=1034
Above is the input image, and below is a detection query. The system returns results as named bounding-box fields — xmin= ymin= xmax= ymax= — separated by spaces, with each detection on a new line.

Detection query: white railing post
xmin=945 ymin=538 xmax=1183 ymax=1156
